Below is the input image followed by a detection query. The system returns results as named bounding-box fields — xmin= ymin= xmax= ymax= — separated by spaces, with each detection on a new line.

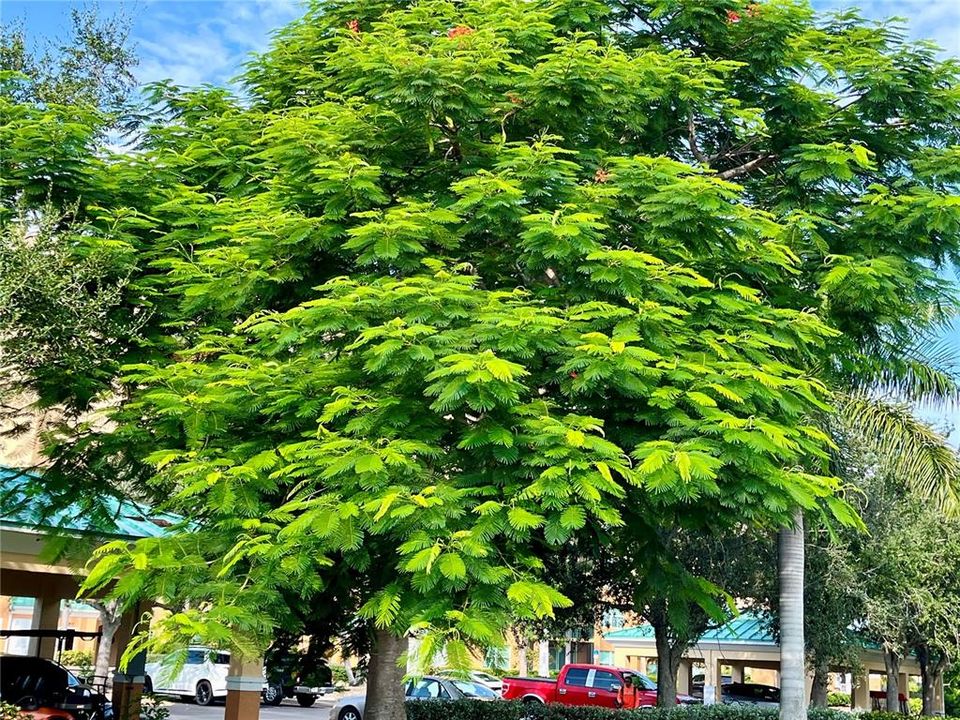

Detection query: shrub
xmin=405 ymin=702 xmax=960 ymax=720
xmin=0 ymin=701 xmax=21 ymax=720
xmin=826 ymin=691 xmax=850 ymax=707
xmin=60 ymin=649 xmax=94 ymax=674
xmin=140 ymin=694 xmax=170 ymax=720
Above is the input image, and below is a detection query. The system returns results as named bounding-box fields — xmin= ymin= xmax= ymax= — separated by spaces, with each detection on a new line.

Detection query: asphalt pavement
xmin=163 ymin=695 xmax=354 ymax=720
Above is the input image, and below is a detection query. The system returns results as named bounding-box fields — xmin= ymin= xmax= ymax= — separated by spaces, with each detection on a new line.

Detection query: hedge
xmin=405 ymin=701 xmax=960 ymax=720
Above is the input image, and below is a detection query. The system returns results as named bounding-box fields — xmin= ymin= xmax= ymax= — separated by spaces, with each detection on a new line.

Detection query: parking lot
xmin=163 ymin=693 xmax=361 ymax=720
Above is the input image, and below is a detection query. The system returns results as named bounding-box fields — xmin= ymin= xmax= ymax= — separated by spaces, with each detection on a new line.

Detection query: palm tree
xmin=778 ymin=341 xmax=960 ymax=720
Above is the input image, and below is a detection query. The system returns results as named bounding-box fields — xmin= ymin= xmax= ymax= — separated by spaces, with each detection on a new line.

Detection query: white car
xmin=438 ymin=670 xmax=503 ymax=695
xmin=144 ymin=647 xmax=231 ymax=705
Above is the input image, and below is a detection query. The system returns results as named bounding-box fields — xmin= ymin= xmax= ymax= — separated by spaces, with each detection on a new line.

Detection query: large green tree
xmin=4 ymin=3 xmax=960 ymax=719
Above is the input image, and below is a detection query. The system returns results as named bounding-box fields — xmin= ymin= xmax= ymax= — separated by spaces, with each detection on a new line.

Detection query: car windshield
xmin=625 ymin=672 xmax=657 ymax=690
xmin=452 ymin=681 xmax=496 ymax=699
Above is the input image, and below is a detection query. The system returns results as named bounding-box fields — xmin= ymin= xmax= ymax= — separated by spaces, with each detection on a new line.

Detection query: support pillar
xmin=37 ymin=595 xmax=63 ymax=659
xmin=852 ymin=670 xmax=871 ymax=711
xmin=537 ymin=640 xmax=550 ymax=677
xmin=702 ymin=651 xmax=720 ymax=705
xmin=934 ymin=674 xmax=945 ymax=715
xmin=406 ymin=636 xmax=421 ymax=674
xmin=731 ymin=665 xmax=744 ymax=683
xmin=113 ymin=648 xmax=146 ymax=720
xmin=898 ymin=673 xmax=909 ymax=701
xmin=677 ymin=660 xmax=691 ymax=695
xmin=225 ymin=656 xmax=263 ymax=720
xmin=637 ymin=657 xmax=648 ymax=676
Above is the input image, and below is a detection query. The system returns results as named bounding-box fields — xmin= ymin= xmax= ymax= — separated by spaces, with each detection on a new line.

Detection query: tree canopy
xmin=2 ymin=1 xmax=960 ymax=717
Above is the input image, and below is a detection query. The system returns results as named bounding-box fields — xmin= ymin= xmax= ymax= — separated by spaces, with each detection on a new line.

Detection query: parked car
xmin=0 ymin=655 xmax=112 ymax=720
xmin=144 ymin=647 xmax=231 ymax=705
xmin=262 ymin=652 xmax=333 ymax=707
xmin=722 ymin=682 xmax=781 ymax=708
xmin=438 ymin=670 xmax=503 ymax=695
xmin=502 ymin=663 xmax=698 ymax=708
xmin=328 ymin=675 xmax=496 ymax=720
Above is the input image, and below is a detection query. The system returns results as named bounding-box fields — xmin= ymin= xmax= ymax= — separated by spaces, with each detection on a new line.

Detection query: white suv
xmin=144 ymin=647 xmax=230 ymax=705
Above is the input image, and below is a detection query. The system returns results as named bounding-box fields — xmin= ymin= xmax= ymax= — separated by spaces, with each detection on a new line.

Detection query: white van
xmin=144 ymin=647 xmax=230 ymax=705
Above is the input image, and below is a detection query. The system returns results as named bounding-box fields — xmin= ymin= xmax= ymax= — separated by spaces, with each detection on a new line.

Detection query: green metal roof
xmin=605 ymin=611 xmax=774 ymax=645
xmin=0 ymin=467 xmax=177 ymax=540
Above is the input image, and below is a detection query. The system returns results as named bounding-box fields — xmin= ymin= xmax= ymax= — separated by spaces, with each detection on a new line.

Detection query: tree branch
xmin=717 ymin=154 xmax=776 ymax=180
xmin=687 ymin=112 xmax=710 ymax=165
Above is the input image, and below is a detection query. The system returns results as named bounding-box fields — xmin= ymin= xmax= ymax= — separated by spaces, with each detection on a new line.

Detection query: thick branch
xmin=717 ymin=154 xmax=776 ymax=180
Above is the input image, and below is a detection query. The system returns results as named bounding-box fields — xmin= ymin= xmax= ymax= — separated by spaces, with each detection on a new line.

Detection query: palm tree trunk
xmin=779 ymin=509 xmax=806 ymax=720
xmin=364 ymin=627 xmax=407 ymax=720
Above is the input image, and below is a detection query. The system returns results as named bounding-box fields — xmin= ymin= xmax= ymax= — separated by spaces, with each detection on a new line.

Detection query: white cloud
xmin=131 ymin=0 xmax=303 ymax=88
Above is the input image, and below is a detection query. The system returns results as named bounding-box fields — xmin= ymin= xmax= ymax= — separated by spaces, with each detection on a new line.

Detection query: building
xmin=602 ymin=611 xmax=945 ymax=713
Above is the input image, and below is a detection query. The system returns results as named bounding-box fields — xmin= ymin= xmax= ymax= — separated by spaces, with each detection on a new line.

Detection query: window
xmin=186 ymin=650 xmax=205 ymax=665
xmin=602 ymin=609 xmax=625 ymax=630
xmin=452 ymin=681 xmax=496 ymax=699
xmin=407 ymin=679 xmax=449 ymax=699
xmin=596 ymin=650 xmax=615 ymax=666
xmin=563 ymin=668 xmax=589 ymax=687
xmin=214 ymin=653 xmax=230 ymax=665
xmin=625 ymin=672 xmax=656 ymax=690
xmin=592 ymin=670 xmax=622 ymax=690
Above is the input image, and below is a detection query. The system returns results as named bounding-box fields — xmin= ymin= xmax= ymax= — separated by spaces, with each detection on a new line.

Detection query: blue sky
xmin=4 ymin=0 xmax=959 ymax=438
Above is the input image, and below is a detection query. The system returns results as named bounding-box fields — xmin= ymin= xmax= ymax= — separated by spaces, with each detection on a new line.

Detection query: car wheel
xmin=296 ymin=693 xmax=317 ymax=708
xmin=195 ymin=680 xmax=214 ymax=706
xmin=338 ymin=706 xmax=362 ymax=720
xmin=263 ymin=684 xmax=284 ymax=706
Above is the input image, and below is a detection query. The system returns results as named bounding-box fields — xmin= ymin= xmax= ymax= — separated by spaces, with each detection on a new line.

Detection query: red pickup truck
xmin=502 ymin=664 xmax=675 ymax=708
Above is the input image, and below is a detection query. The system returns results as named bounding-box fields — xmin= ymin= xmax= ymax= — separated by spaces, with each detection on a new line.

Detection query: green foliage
xmin=60 ymin=649 xmax=94 ymax=673
xmin=403 ymin=702 xmax=960 ymax=720
xmin=4 ymin=0 xmax=960 ymax=692
xmin=826 ymin=692 xmax=849 ymax=708
xmin=139 ymin=694 xmax=170 ymax=720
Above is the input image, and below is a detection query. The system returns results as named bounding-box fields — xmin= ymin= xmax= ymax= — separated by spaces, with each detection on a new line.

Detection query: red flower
xmin=594 ymin=168 xmax=610 ymax=183
xmin=346 ymin=19 xmax=360 ymax=33
xmin=447 ymin=25 xmax=474 ymax=39
xmin=726 ymin=9 xmax=742 ymax=22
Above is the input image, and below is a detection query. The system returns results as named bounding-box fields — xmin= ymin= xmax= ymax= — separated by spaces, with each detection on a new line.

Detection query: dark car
xmin=722 ymin=682 xmax=781 ymax=708
xmin=0 ymin=656 xmax=112 ymax=720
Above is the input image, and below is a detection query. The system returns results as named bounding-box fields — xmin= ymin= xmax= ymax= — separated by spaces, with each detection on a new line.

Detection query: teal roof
xmin=0 ymin=467 xmax=177 ymax=540
xmin=605 ymin=611 xmax=774 ymax=646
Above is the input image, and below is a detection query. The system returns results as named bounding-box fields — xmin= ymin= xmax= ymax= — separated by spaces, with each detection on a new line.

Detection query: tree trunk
xmin=651 ymin=613 xmax=684 ymax=707
xmin=90 ymin=599 xmax=122 ymax=683
xmin=344 ymin=658 xmax=356 ymax=686
xmin=884 ymin=648 xmax=901 ymax=713
xmin=779 ymin=510 xmax=806 ymax=720
xmin=809 ymin=657 xmax=829 ymax=708
xmin=364 ymin=627 xmax=407 ymax=720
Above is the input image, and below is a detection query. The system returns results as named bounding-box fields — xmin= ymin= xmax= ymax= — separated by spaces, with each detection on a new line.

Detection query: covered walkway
xmin=604 ymin=611 xmax=944 ymax=713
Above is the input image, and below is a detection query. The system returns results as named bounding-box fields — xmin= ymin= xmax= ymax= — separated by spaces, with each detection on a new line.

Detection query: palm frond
xmin=837 ymin=393 xmax=960 ymax=516
xmin=846 ymin=335 xmax=960 ymax=408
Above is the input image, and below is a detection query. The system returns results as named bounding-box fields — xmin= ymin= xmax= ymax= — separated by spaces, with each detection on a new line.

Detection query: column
xmin=36 ymin=595 xmax=62 ymax=659
xmin=898 ymin=673 xmax=910 ymax=713
xmin=702 ymin=651 xmax=720 ymax=705
xmin=852 ymin=670 xmax=871 ymax=711
xmin=731 ymin=665 xmax=744 ymax=683
xmin=406 ymin=636 xmax=421 ymax=674
xmin=805 ymin=668 xmax=816 ymax=705
xmin=537 ymin=640 xmax=550 ymax=677
xmin=225 ymin=655 xmax=263 ymax=720
xmin=677 ymin=660 xmax=691 ymax=695
xmin=934 ymin=674 xmax=945 ymax=715
xmin=112 ymin=648 xmax=146 ymax=720
xmin=25 ymin=597 xmax=44 ymax=656
xmin=637 ymin=657 xmax=648 ymax=676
